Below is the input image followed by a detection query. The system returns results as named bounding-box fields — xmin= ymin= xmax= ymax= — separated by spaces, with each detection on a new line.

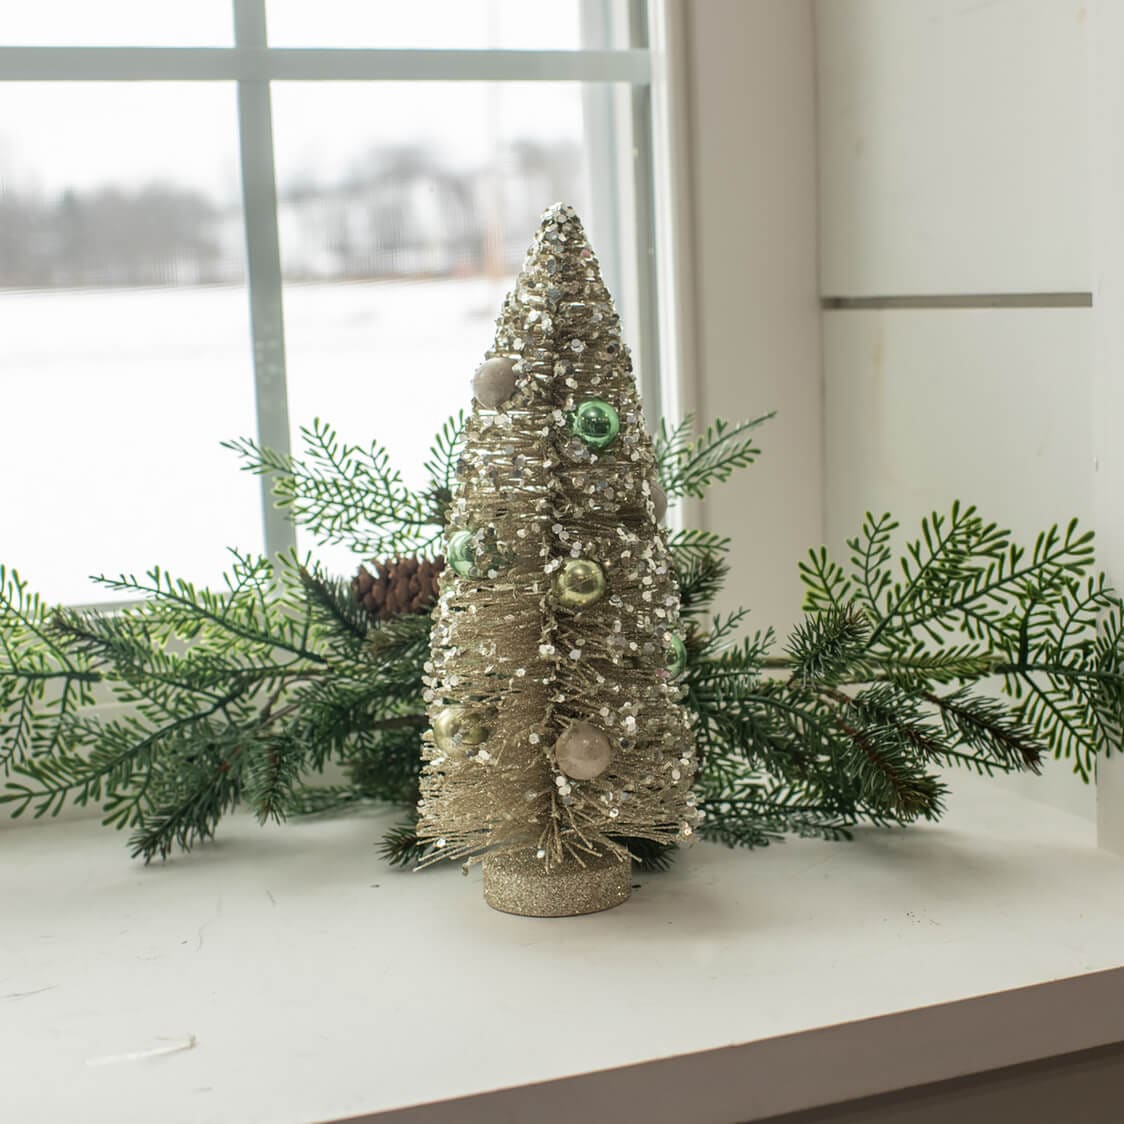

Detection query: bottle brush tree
xmin=417 ymin=203 xmax=698 ymax=915
xmin=2 ymin=206 xmax=1122 ymax=912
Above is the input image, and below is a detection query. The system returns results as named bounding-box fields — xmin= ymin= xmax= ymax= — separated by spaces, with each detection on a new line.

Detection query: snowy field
xmin=1 ymin=277 xmax=515 ymax=605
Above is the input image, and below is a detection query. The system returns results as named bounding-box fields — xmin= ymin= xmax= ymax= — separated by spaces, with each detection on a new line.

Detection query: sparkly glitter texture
xmin=483 ymin=849 xmax=631 ymax=917
xmin=416 ymin=203 xmax=699 ymax=914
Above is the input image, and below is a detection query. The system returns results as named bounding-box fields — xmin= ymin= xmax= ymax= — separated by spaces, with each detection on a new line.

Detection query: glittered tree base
xmin=482 ymin=849 xmax=632 ymax=917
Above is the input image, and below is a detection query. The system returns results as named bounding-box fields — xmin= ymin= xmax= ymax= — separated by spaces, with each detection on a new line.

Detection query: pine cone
xmin=352 ymin=556 xmax=444 ymax=622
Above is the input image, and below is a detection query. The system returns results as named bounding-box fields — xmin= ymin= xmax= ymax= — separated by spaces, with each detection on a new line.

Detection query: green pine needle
xmin=785 ymin=605 xmax=869 ymax=685
xmin=3 ymin=417 xmax=1123 ymax=867
xmin=655 ymin=413 xmax=775 ymax=499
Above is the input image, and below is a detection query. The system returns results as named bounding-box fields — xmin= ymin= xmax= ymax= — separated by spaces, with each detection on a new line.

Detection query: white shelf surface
xmin=4 ymin=773 xmax=1124 ymax=1124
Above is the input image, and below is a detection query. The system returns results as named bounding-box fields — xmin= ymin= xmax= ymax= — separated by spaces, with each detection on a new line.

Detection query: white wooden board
xmin=822 ymin=307 xmax=1095 ymax=818
xmin=816 ymin=0 xmax=1091 ymax=296
xmin=684 ymin=0 xmax=823 ymax=636
xmin=1086 ymin=0 xmax=1124 ymax=852
xmin=2 ymin=777 xmax=1123 ymax=1124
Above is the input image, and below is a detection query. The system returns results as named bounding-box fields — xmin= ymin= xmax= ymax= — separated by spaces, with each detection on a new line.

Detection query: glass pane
xmin=0 ymin=1 xmax=232 ymax=46
xmin=0 ymin=84 xmax=260 ymax=606
xmin=271 ymin=81 xmax=626 ymax=577
xmin=266 ymin=0 xmax=588 ymax=49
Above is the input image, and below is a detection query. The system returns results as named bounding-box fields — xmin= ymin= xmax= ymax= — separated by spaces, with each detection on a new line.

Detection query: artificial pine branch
xmin=421 ymin=409 xmax=467 ymax=525
xmin=2 ymin=412 xmax=1123 ymax=868
xmin=223 ymin=420 xmax=440 ymax=557
xmin=673 ymin=501 xmax=1123 ymax=853
xmin=0 ymin=566 xmax=101 ymax=765
xmin=784 ymin=605 xmax=869 ymax=686
xmin=655 ymin=413 xmax=775 ymax=499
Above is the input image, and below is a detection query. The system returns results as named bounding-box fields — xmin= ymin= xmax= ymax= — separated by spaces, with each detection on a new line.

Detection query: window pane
xmin=266 ymin=0 xmax=587 ymax=49
xmin=0 ymin=1 xmax=232 ymax=46
xmin=0 ymin=84 xmax=260 ymax=606
xmin=271 ymin=80 xmax=627 ymax=576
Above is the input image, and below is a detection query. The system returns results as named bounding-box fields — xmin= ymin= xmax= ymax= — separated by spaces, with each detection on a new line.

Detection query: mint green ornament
xmin=447 ymin=530 xmax=477 ymax=578
xmin=571 ymin=399 xmax=620 ymax=450
xmin=665 ymin=634 xmax=687 ymax=679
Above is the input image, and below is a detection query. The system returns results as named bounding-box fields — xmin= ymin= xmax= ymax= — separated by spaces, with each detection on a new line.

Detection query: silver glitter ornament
xmin=432 ymin=706 xmax=490 ymax=752
xmin=472 ymin=357 xmax=517 ymax=409
xmin=554 ymin=720 xmax=613 ymax=780
xmin=552 ymin=558 xmax=606 ymax=609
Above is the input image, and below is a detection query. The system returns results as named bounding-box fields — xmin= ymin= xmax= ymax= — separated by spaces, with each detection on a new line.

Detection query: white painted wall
xmin=822 ymin=307 xmax=1097 ymax=819
xmin=813 ymin=0 xmax=1123 ymax=828
xmin=677 ymin=0 xmax=823 ymax=638
xmin=670 ymin=1 xmax=1112 ymax=823
xmin=817 ymin=0 xmax=1091 ymax=297
xmin=1088 ymin=0 xmax=1124 ymax=853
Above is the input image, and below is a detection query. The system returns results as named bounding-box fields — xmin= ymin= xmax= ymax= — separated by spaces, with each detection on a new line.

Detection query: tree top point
xmin=538 ymin=201 xmax=583 ymax=230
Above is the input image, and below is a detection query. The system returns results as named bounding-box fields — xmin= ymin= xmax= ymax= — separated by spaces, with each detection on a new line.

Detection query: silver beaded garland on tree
xmin=416 ymin=203 xmax=700 ymax=917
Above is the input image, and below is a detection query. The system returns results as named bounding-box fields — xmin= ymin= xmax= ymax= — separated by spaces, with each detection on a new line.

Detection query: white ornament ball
xmin=554 ymin=720 xmax=613 ymax=781
xmin=473 ymin=357 xmax=517 ymax=409
xmin=650 ymin=479 xmax=668 ymax=523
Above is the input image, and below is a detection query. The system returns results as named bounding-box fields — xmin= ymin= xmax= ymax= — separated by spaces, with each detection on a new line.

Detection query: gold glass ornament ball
xmin=552 ymin=558 xmax=606 ymax=609
xmin=432 ymin=706 xmax=490 ymax=752
xmin=554 ymin=720 xmax=613 ymax=780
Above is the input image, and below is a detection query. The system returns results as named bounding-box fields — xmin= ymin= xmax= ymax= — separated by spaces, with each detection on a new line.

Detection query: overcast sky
xmin=0 ymin=1 xmax=587 ymax=201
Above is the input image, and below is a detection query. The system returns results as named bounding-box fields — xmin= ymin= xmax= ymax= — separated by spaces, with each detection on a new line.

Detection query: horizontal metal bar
xmin=0 ymin=46 xmax=649 ymax=83
xmin=822 ymin=292 xmax=1093 ymax=310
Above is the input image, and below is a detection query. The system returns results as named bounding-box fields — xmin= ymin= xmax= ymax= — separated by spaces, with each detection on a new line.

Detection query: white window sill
xmin=3 ymin=772 xmax=1123 ymax=1123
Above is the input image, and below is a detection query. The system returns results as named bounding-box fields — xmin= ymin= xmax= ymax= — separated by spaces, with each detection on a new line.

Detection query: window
xmin=0 ymin=0 xmax=658 ymax=602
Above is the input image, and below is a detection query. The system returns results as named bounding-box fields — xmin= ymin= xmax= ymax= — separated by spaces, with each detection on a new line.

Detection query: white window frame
xmin=0 ymin=0 xmax=668 ymax=562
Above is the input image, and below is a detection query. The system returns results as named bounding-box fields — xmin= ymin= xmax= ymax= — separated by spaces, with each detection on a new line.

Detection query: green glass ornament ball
xmin=552 ymin=558 xmax=606 ymax=610
xmin=665 ymin=634 xmax=687 ymax=680
xmin=571 ymin=399 xmax=620 ymax=450
xmin=432 ymin=706 xmax=490 ymax=753
xmin=447 ymin=530 xmax=477 ymax=577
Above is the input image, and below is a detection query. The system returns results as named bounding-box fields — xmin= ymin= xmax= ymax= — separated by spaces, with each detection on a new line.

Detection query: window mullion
xmin=233 ymin=0 xmax=296 ymax=560
xmin=580 ymin=1 xmax=662 ymax=428
xmin=0 ymin=47 xmax=650 ymax=83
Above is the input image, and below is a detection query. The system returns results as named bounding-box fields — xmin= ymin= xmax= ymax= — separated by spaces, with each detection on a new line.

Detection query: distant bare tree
xmin=0 ymin=188 xmax=49 ymax=286
xmin=0 ymin=183 xmax=224 ymax=288
xmin=0 ymin=138 xmax=584 ymax=289
xmin=345 ymin=145 xmax=480 ymax=277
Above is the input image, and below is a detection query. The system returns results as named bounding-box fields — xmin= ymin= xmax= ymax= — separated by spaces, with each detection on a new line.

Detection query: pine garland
xmin=1 ymin=415 xmax=1121 ymax=868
